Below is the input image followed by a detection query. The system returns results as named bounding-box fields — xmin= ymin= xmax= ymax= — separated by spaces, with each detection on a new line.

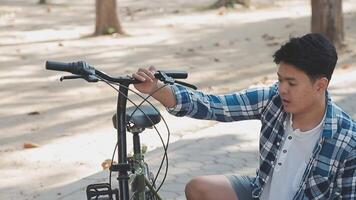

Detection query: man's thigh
xmin=186 ymin=175 xmax=238 ymax=200
xmin=225 ymin=175 xmax=254 ymax=200
xmin=185 ymin=175 xmax=253 ymax=200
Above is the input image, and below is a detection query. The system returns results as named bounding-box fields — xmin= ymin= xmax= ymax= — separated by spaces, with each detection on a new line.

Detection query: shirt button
xmin=283 ymin=149 xmax=287 ymax=153
xmin=276 ymin=142 xmax=280 ymax=146
xmin=288 ymin=136 xmax=292 ymax=140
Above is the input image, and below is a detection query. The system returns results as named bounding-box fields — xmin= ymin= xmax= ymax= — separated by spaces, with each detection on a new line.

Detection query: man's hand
xmin=132 ymin=66 xmax=159 ymax=94
xmin=132 ymin=66 xmax=177 ymax=108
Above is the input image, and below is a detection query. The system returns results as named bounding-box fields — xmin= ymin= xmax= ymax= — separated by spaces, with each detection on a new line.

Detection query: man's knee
xmin=185 ymin=176 xmax=208 ymax=200
xmin=185 ymin=175 xmax=239 ymax=200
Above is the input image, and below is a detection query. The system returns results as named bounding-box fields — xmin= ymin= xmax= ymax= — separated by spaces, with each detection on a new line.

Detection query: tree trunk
xmin=311 ymin=0 xmax=344 ymax=49
xmin=39 ymin=0 xmax=47 ymax=4
xmin=211 ymin=0 xmax=251 ymax=8
xmin=95 ymin=0 xmax=124 ymax=35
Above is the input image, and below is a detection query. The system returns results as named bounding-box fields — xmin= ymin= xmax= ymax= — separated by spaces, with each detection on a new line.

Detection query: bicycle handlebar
xmin=46 ymin=60 xmax=187 ymax=80
xmin=46 ymin=60 xmax=196 ymax=89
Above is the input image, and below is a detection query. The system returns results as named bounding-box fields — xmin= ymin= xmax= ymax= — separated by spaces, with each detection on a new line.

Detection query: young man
xmin=132 ymin=33 xmax=355 ymax=200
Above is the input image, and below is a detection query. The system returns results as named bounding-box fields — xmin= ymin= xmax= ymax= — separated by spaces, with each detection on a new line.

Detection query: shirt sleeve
xmin=337 ymin=147 xmax=356 ymax=199
xmin=167 ymin=83 xmax=277 ymax=122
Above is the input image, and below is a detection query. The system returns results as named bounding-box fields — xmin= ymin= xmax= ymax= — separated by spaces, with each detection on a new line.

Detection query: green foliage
xmin=209 ymin=0 xmax=250 ymax=9
xmin=105 ymin=27 xmax=116 ymax=35
xmin=141 ymin=144 xmax=148 ymax=154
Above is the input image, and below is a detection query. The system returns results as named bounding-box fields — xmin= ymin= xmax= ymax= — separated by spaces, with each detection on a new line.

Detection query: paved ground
xmin=1 ymin=1 xmax=356 ymax=200
xmin=38 ymin=67 xmax=356 ymax=200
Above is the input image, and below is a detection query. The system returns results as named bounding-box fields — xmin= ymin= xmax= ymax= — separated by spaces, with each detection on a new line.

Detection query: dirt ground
xmin=0 ymin=0 xmax=356 ymax=199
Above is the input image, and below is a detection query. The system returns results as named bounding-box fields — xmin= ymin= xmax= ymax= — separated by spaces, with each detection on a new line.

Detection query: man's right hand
xmin=132 ymin=66 xmax=159 ymax=95
xmin=132 ymin=66 xmax=177 ymax=108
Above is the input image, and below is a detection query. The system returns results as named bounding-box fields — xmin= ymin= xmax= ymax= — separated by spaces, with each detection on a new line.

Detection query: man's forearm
xmin=151 ymin=82 xmax=177 ymax=108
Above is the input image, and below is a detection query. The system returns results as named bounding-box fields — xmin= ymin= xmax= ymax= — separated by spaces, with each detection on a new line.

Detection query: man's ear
xmin=316 ymin=77 xmax=329 ymax=91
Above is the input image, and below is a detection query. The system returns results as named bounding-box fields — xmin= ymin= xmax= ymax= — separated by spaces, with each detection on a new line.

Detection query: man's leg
xmin=185 ymin=175 xmax=238 ymax=200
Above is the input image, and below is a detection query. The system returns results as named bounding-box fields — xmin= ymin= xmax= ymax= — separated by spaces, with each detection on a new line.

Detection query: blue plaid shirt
xmin=167 ymin=83 xmax=355 ymax=200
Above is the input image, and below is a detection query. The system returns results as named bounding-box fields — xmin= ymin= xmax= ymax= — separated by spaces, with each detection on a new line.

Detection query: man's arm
xmin=166 ymin=84 xmax=274 ymax=121
xmin=336 ymin=147 xmax=356 ymax=199
xmin=133 ymin=67 xmax=275 ymax=122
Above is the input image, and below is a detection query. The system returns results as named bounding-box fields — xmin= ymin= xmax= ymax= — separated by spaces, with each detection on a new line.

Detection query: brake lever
xmin=60 ymin=75 xmax=99 ymax=82
xmin=155 ymin=71 xmax=197 ymax=90
xmin=60 ymin=75 xmax=82 ymax=81
xmin=175 ymin=80 xmax=197 ymax=90
xmin=155 ymin=71 xmax=175 ymax=85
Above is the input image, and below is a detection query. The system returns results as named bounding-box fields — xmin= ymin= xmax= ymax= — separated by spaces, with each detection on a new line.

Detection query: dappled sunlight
xmin=0 ymin=28 xmax=92 ymax=46
xmin=328 ymin=67 xmax=356 ymax=118
xmin=1 ymin=0 xmax=356 ymax=199
xmin=0 ymin=160 xmax=93 ymax=199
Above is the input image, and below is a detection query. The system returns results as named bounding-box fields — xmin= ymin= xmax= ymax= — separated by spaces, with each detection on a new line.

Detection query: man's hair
xmin=273 ymin=33 xmax=338 ymax=81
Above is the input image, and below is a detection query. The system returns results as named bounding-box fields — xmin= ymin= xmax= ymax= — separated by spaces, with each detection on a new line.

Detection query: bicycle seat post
xmin=133 ymin=133 xmax=141 ymax=155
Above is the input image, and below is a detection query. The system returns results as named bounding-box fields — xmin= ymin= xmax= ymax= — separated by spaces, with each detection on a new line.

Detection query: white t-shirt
xmin=260 ymin=113 xmax=325 ymax=200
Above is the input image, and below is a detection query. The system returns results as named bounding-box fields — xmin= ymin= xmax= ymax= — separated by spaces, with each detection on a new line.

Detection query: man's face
xmin=277 ymin=62 xmax=325 ymax=115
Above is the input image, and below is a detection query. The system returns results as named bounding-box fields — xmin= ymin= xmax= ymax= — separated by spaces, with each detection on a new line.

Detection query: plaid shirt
xmin=167 ymin=83 xmax=356 ymax=200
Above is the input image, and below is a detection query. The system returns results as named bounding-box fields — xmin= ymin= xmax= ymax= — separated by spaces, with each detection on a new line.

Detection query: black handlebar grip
xmin=46 ymin=61 xmax=87 ymax=75
xmin=159 ymin=70 xmax=188 ymax=79
xmin=45 ymin=61 xmax=73 ymax=72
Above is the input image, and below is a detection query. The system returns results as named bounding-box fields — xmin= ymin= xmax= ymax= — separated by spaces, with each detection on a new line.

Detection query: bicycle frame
xmin=129 ymin=134 xmax=162 ymax=200
xmin=116 ymin=84 xmax=162 ymax=200
xmin=116 ymin=84 xmax=130 ymax=200
xmin=45 ymin=60 xmax=194 ymax=200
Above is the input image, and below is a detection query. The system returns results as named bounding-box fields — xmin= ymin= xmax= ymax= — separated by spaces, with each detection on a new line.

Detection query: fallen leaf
xmin=285 ymin=23 xmax=293 ymax=28
xmin=217 ymin=7 xmax=226 ymax=16
xmin=166 ymin=24 xmax=174 ymax=28
xmin=23 ymin=142 xmax=40 ymax=149
xmin=187 ymin=48 xmax=195 ymax=52
xmin=27 ymin=111 xmax=40 ymax=116
xmin=101 ymin=159 xmax=117 ymax=170
xmin=267 ymin=42 xmax=279 ymax=47
xmin=30 ymin=127 xmax=39 ymax=131
xmin=341 ymin=64 xmax=351 ymax=69
xmin=262 ymin=34 xmax=275 ymax=41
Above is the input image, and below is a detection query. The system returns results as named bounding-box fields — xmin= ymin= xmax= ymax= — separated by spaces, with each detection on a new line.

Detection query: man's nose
xmin=279 ymin=82 xmax=288 ymax=95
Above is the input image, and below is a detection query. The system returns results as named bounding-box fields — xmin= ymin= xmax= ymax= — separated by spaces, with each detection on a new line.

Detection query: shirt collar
xmin=321 ymin=90 xmax=338 ymax=139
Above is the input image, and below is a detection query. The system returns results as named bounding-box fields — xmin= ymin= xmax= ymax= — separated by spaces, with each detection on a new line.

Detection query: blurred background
xmin=0 ymin=0 xmax=355 ymax=199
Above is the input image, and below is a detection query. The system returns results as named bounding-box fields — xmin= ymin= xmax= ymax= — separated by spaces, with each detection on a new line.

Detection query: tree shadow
xmin=17 ymin=133 xmax=259 ymax=199
xmin=1 ymin=0 xmax=356 ymax=154
xmin=0 ymin=2 xmax=355 ymax=199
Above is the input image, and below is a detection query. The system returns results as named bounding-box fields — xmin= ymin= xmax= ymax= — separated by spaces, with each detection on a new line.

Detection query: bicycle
xmin=45 ymin=61 xmax=196 ymax=200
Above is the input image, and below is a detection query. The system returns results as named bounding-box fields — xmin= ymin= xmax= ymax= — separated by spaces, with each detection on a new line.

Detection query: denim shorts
xmin=225 ymin=175 xmax=254 ymax=200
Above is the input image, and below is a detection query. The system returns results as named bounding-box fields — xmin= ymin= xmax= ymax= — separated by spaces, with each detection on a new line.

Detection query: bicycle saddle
xmin=112 ymin=105 xmax=161 ymax=130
